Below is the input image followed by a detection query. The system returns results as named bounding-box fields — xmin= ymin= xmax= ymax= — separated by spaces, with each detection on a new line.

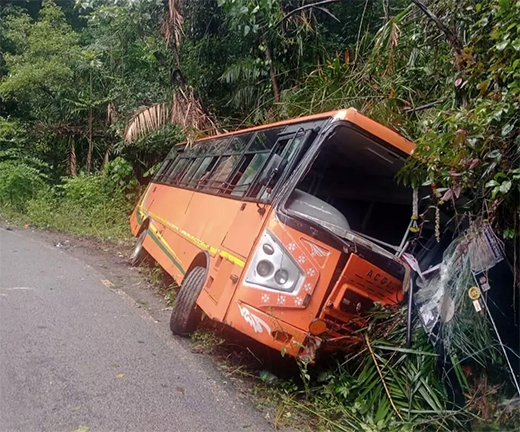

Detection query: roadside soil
xmin=0 ymin=220 xmax=309 ymax=431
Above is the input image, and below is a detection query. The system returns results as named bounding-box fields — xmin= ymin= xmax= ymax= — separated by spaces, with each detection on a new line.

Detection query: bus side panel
xmin=221 ymin=202 xmax=270 ymax=258
xmin=181 ymin=192 xmax=242 ymax=249
xmin=136 ymin=185 xmax=202 ymax=283
xmin=154 ymin=221 xmax=196 ymax=282
xmin=138 ymin=219 xmax=184 ymax=279
xmin=147 ymin=184 xmax=194 ymax=229
xmin=198 ymin=257 xmax=236 ymax=317
xmin=224 ymin=302 xmax=308 ymax=357
xmin=130 ymin=207 xmax=141 ymax=236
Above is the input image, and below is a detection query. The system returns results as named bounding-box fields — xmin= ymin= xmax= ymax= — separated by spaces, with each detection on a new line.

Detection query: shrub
xmin=0 ymin=161 xmax=47 ymax=211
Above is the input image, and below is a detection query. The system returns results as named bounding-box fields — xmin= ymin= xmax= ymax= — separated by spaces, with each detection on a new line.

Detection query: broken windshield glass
xmin=287 ymin=125 xmax=413 ymax=254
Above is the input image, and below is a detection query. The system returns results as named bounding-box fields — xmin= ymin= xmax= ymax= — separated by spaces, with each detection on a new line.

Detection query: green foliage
xmin=257 ymin=311 xmax=468 ymax=432
xmin=0 ymin=157 xmax=137 ymax=241
xmin=22 ymin=191 xmax=131 ymax=241
xmin=400 ymin=0 xmax=520 ymax=233
xmin=0 ymin=1 xmax=81 ymax=105
xmin=0 ymin=160 xmax=47 ymax=211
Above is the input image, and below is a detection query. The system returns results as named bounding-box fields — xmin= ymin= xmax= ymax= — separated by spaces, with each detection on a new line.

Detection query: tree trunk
xmin=102 ymin=146 xmax=110 ymax=169
xmin=263 ymin=40 xmax=280 ymax=103
xmin=69 ymin=137 xmax=77 ymax=177
xmin=86 ymin=70 xmax=93 ymax=173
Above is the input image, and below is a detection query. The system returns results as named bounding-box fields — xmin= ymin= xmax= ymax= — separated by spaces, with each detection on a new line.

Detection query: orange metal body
xmin=130 ymin=109 xmax=414 ymax=361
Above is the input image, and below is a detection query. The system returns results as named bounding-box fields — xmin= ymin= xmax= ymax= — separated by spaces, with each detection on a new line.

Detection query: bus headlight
xmin=245 ymin=231 xmax=304 ymax=293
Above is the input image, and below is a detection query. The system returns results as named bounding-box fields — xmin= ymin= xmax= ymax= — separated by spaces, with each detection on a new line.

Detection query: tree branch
xmin=272 ymin=0 xmax=349 ymax=31
xmin=404 ymin=98 xmax=446 ymax=113
xmin=409 ymin=0 xmax=462 ymax=55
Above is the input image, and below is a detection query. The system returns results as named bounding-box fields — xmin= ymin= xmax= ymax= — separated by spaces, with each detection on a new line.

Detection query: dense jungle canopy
xmin=1 ymin=0 xmax=519 ymax=238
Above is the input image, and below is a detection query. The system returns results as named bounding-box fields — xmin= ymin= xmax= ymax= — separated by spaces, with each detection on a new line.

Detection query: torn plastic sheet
xmin=468 ymin=223 xmax=504 ymax=274
xmin=412 ymin=223 xmax=519 ymax=396
xmin=468 ymin=223 xmax=505 ymax=293
xmin=413 ymin=223 xmax=503 ymax=348
xmin=413 ymin=224 xmax=504 ymax=336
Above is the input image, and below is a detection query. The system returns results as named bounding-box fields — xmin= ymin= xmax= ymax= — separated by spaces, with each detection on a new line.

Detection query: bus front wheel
xmin=170 ymin=266 xmax=206 ymax=336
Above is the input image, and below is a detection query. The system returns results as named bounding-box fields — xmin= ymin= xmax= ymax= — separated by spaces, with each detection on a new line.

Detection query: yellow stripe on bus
xmin=139 ymin=206 xmax=246 ymax=268
xmin=148 ymin=221 xmax=185 ymax=268
xmin=219 ymin=250 xmax=245 ymax=268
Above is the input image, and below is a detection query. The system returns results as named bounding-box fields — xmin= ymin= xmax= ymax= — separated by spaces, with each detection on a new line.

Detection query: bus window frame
xmin=245 ymin=128 xmax=314 ymax=200
xmin=151 ymin=120 xmax=327 ymax=204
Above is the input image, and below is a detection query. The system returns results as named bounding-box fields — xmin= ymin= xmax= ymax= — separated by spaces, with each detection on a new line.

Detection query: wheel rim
xmin=130 ymin=230 xmax=146 ymax=260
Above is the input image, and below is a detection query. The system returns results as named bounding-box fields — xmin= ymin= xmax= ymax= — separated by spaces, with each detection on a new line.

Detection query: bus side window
xmin=203 ymin=154 xmax=240 ymax=192
xmin=168 ymin=158 xmax=190 ymax=184
xmin=162 ymin=158 xmax=180 ymax=183
xmin=178 ymin=158 xmax=203 ymax=186
xmin=249 ymin=134 xmax=304 ymax=199
xmin=155 ymin=158 xmax=174 ymax=182
xmin=248 ymin=127 xmax=283 ymax=151
xmin=189 ymin=156 xmax=218 ymax=188
xmin=230 ymin=152 xmax=269 ymax=197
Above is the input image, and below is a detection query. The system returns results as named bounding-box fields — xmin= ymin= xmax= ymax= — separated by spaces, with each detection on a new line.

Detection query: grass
xmin=0 ymin=195 xmax=132 ymax=243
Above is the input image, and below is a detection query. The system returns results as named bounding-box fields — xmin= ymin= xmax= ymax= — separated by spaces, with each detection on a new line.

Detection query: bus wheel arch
xmin=182 ymin=251 xmax=210 ymax=284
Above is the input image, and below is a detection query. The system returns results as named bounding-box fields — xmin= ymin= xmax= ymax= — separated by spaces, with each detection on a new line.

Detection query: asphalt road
xmin=0 ymin=228 xmax=273 ymax=432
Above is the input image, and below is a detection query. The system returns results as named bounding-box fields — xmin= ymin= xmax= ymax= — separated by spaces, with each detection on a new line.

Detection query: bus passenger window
xmin=248 ymin=128 xmax=283 ymax=151
xmin=231 ymin=153 xmax=269 ymax=197
xmin=252 ymin=135 xmax=303 ymax=200
xmin=228 ymin=133 xmax=254 ymax=152
xmin=168 ymin=158 xmax=189 ymax=184
xmin=277 ymin=136 xmax=302 ymax=161
xmin=162 ymin=158 xmax=181 ymax=183
xmin=204 ymin=155 xmax=240 ymax=192
xmin=178 ymin=158 xmax=203 ymax=186
xmin=189 ymin=156 xmax=218 ymax=188
xmin=155 ymin=158 xmax=174 ymax=182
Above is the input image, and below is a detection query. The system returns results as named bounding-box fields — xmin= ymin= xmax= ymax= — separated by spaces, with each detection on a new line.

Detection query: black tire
xmin=170 ymin=266 xmax=206 ymax=336
xmin=129 ymin=228 xmax=150 ymax=266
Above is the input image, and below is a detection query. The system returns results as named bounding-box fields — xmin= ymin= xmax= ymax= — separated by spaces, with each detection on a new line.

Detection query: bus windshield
xmin=287 ymin=124 xmax=412 ymax=253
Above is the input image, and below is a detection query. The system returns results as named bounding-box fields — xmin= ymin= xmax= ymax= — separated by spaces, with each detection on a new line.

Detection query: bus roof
xmin=179 ymin=108 xmax=415 ymax=155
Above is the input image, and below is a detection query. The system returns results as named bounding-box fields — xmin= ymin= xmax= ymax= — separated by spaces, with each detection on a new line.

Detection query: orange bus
xmin=129 ymin=108 xmax=415 ymax=362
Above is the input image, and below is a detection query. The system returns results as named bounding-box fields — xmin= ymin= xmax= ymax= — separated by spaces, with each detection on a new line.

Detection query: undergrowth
xmin=0 ymin=157 xmax=136 ymax=242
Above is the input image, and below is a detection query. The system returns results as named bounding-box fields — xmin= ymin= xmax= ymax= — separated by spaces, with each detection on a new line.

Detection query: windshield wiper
xmin=350 ymin=231 xmax=400 ymax=253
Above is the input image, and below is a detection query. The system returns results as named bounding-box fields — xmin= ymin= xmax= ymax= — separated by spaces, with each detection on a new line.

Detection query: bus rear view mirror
xmin=258 ymin=154 xmax=286 ymax=187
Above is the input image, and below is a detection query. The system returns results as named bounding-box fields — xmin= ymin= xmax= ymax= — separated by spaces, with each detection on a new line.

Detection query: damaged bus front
xmin=224 ymin=109 xmax=415 ymax=362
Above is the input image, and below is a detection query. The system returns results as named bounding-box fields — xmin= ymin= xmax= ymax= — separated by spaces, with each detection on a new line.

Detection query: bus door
xmin=222 ymin=129 xmax=313 ymax=258
xmin=213 ymin=130 xmax=316 ymax=316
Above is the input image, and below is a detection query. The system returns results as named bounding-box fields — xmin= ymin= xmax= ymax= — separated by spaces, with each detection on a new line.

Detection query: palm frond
xmin=220 ymin=59 xmax=264 ymax=84
xmin=124 ymin=103 xmax=170 ymax=144
xmin=124 ymin=88 xmax=219 ymax=144
xmin=171 ymin=87 xmax=219 ymax=140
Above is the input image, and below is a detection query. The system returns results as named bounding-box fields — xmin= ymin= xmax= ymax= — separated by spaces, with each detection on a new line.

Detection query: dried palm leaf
xmin=124 ymin=90 xmax=219 ymax=144
xmin=161 ymin=0 xmax=184 ymax=55
xmin=124 ymin=103 xmax=170 ymax=144
xmin=171 ymin=87 xmax=219 ymax=142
